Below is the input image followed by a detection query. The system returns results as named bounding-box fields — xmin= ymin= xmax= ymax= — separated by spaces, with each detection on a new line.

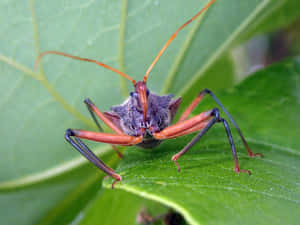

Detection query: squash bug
xmin=36 ymin=0 xmax=263 ymax=188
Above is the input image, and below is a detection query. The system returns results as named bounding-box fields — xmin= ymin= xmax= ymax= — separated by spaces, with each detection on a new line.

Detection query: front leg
xmin=65 ymin=129 xmax=142 ymax=188
xmin=84 ymin=98 xmax=123 ymax=158
xmin=84 ymin=98 xmax=124 ymax=135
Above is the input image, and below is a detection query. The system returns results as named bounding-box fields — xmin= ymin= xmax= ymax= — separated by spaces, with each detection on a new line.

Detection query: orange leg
xmin=71 ymin=129 xmax=142 ymax=145
xmin=166 ymin=119 xmax=211 ymax=139
xmin=153 ymin=110 xmax=213 ymax=140
xmin=177 ymin=90 xmax=206 ymax=122
xmin=65 ymin=129 xmax=142 ymax=188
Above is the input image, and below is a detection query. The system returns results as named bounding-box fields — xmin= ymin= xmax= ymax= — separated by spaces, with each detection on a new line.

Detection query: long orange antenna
xmin=143 ymin=0 xmax=216 ymax=83
xmin=35 ymin=51 xmax=137 ymax=85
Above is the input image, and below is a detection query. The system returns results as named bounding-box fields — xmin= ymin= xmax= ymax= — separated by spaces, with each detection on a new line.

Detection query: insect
xmin=36 ymin=0 xmax=263 ymax=188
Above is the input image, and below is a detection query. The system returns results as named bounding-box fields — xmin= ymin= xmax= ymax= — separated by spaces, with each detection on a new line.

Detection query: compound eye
xmin=130 ymin=92 xmax=138 ymax=98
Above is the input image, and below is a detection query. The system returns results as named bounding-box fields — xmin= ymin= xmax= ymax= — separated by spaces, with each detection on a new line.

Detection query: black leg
xmin=172 ymin=108 xmax=251 ymax=174
xmin=84 ymin=98 xmax=123 ymax=158
xmin=220 ymin=118 xmax=250 ymax=174
xmin=65 ymin=129 xmax=121 ymax=188
xmin=84 ymin=98 xmax=104 ymax=132
xmin=200 ymin=89 xmax=263 ymax=158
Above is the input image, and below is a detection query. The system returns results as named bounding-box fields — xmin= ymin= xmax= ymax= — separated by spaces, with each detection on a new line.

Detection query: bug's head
xmin=134 ymin=81 xmax=149 ymax=122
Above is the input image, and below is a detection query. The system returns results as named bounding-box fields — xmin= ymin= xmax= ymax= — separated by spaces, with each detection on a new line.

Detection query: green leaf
xmin=104 ymin=59 xmax=300 ymax=225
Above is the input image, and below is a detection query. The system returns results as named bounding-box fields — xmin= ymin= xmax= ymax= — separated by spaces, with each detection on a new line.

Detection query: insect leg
xmin=171 ymin=109 xmax=218 ymax=172
xmin=165 ymin=120 xmax=211 ymax=139
xmin=171 ymin=108 xmax=251 ymax=174
xmin=153 ymin=110 xmax=213 ymax=140
xmin=65 ymin=129 xmax=121 ymax=188
xmin=65 ymin=129 xmax=142 ymax=187
xmin=177 ymin=90 xmax=206 ymax=122
xmin=84 ymin=98 xmax=124 ymax=135
xmin=220 ymin=118 xmax=251 ymax=174
xmin=84 ymin=99 xmax=123 ymax=158
xmin=67 ymin=129 xmax=143 ymax=145
xmin=178 ymin=89 xmax=262 ymax=157
xmin=201 ymin=89 xmax=263 ymax=157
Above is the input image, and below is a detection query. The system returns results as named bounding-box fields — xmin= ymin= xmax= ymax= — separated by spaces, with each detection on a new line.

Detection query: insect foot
xmin=111 ymin=173 xmax=122 ymax=189
xmin=249 ymin=151 xmax=264 ymax=158
xmin=234 ymin=166 xmax=251 ymax=175
xmin=104 ymin=174 xmax=122 ymax=189
xmin=171 ymin=154 xmax=181 ymax=172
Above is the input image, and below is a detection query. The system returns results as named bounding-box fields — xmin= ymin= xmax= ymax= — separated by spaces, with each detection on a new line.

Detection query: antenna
xmin=35 ymin=51 xmax=137 ymax=85
xmin=143 ymin=0 xmax=216 ymax=83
